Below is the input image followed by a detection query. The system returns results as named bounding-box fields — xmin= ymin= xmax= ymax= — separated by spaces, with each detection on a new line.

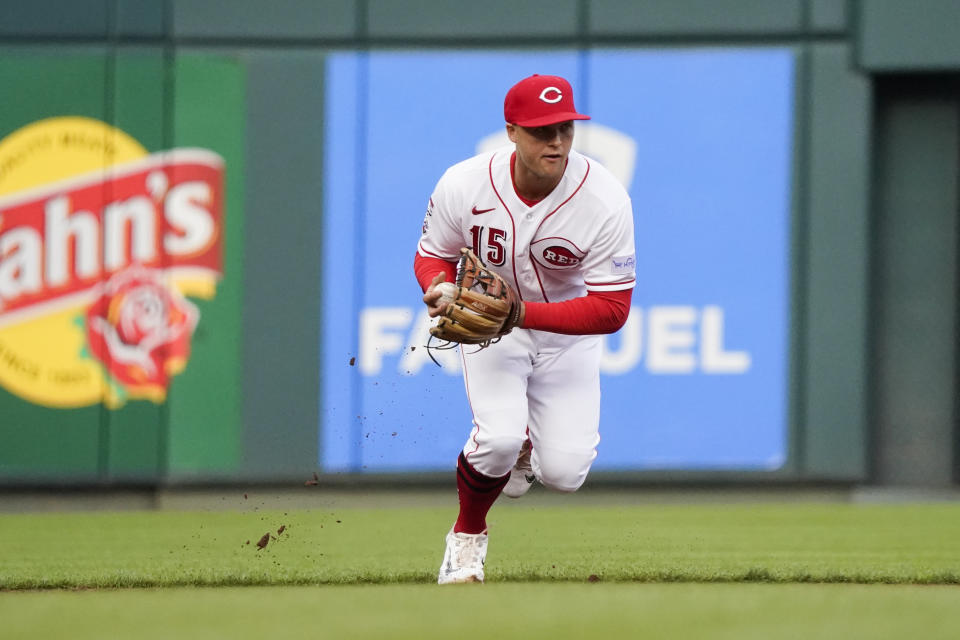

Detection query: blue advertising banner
xmin=321 ymin=49 xmax=794 ymax=472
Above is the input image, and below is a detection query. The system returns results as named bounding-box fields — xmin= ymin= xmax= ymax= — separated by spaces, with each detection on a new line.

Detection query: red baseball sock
xmin=454 ymin=452 xmax=509 ymax=534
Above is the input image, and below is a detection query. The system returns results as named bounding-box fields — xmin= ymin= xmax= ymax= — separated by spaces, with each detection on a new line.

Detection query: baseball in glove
xmin=428 ymin=248 xmax=523 ymax=351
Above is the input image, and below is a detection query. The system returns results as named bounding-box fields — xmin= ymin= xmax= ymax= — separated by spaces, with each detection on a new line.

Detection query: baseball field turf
xmin=2 ymin=489 xmax=959 ymax=638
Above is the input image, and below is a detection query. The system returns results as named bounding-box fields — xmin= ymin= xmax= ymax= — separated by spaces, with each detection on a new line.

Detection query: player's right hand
xmin=423 ymin=272 xmax=448 ymax=317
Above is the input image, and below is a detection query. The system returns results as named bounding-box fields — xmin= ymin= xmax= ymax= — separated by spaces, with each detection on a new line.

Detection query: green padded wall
xmin=871 ymin=77 xmax=959 ymax=486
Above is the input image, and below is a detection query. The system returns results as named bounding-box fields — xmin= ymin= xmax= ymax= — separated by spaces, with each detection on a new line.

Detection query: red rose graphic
xmin=86 ymin=266 xmax=199 ymax=401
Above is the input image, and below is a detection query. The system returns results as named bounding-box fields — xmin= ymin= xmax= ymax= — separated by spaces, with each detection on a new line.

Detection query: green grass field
xmin=2 ymin=491 xmax=960 ymax=638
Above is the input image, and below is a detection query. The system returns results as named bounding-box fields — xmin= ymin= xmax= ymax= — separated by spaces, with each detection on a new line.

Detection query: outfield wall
xmin=0 ymin=0 xmax=956 ymax=487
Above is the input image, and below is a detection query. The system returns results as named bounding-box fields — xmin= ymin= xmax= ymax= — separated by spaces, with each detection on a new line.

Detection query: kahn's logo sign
xmin=0 ymin=116 xmax=225 ymax=409
xmin=531 ymin=237 xmax=585 ymax=270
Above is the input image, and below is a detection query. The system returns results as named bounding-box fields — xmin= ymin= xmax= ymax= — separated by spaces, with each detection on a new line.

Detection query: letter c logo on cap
xmin=539 ymin=87 xmax=562 ymax=104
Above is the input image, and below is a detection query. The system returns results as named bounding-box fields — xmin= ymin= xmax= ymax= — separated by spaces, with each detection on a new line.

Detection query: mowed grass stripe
xmin=1 ymin=502 xmax=959 ymax=588
xmin=4 ymin=584 xmax=960 ymax=640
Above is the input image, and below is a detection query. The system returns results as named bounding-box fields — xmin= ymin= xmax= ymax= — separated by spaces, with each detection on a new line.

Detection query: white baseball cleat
xmin=502 ymin=439 xmax=535 ymax=498
xmin=437 ymin=528 xmax=488 ymax=584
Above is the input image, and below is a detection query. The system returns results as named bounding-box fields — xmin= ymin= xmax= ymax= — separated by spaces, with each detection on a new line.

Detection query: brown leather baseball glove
xmin=429 ymin=248 xmax=523 ymax=348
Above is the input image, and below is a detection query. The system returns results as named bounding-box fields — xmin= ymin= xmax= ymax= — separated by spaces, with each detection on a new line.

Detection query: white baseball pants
xmin=459 ymin=329 xmax=601 ymax=492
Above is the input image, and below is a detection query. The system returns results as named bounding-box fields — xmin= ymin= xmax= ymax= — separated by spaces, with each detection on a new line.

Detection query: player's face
xmin=508 ymin=121 xmax=575 ymax=183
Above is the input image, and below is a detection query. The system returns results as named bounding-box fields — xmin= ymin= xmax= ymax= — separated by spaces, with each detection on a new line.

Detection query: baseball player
xmin=414 ymin=74 xmax=636 ymax=584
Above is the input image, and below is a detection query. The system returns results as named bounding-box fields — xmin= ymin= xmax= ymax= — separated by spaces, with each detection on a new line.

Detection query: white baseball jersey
xmin=418 ymin=146 xmax=636 ymax=308
xmin=418 ymin=145 xmax=637 ymax=489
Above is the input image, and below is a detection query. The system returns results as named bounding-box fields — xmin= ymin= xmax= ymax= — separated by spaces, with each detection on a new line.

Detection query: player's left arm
xmin=522 ymin=198 xmax=636 ymax=335
xmin=522 ymin=288 xmax=632 ymax=334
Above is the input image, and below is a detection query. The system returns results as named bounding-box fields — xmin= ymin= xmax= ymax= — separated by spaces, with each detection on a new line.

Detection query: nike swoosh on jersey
xmin=471 ymin=206 xmax=495 ymax=215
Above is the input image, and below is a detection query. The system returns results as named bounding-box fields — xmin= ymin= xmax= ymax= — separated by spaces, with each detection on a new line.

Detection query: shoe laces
xmin=451 ymin=532 xmax=485 ymax=568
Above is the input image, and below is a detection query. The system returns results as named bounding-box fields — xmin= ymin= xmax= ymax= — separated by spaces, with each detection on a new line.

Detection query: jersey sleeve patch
xmin=421 ymin=197 xmax=434 ymax=235
xmin=610 ymin=254 xmax=636 ymax=275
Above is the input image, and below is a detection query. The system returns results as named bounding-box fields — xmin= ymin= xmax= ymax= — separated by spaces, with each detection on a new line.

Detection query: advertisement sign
xmin=322 ymin=49 xmax=794 ymax=472
xmin=0 ymin=117 xmax=224 ymax=408
xmin=0 ymin=53 xmax=245 ymax=479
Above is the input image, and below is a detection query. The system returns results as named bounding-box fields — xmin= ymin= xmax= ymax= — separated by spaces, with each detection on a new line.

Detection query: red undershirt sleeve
xmin=522 ymin=288 xmax=634 ymax=335
xmin=414 ymin=252 xmax=457 ymax=292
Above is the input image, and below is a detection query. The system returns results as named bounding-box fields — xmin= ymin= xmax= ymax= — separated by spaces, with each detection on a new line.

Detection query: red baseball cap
xmin=503 ymin=74 xmax=590 ymax=127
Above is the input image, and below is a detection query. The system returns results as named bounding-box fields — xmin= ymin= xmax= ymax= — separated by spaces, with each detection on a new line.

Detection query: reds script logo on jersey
xmin=530 ymin=238 xmax=584 ymax=270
